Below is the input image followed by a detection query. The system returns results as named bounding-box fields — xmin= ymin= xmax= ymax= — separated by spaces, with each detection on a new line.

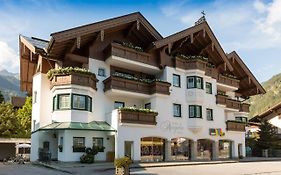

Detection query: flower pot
xmin=115 ymin=166 xmax=129 ymax=175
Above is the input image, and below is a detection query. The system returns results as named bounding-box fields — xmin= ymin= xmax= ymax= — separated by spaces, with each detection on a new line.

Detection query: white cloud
xmin=254 ymin=0 xmax=268 ymax=13
xmin=0 ymin=41 xmax=19 ymax=73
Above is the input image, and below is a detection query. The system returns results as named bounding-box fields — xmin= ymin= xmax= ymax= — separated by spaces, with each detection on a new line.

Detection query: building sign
xmin=209 ymin=128 xmax=225 ymax=136
xmin=160 ymin=120 xmax=184 ymax=134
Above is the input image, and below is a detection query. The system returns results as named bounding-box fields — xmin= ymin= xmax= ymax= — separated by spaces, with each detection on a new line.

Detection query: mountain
xmin=0 ymin=69 xmax=26 ymax=101
xmin=248 ymin=73 xmax=281 ymax=117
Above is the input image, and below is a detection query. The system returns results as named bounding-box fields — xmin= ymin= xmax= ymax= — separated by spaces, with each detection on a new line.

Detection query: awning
xmin=38 ymin=121 xmax=116 ymax=132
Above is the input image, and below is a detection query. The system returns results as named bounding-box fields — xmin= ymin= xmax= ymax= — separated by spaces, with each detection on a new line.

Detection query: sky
xmin=0 ymin=0 xmax=280 ymax=82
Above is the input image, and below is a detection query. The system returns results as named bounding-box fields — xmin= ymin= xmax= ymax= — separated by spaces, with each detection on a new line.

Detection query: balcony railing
xmin=205 ymin=66 xmax=218 ymax=79
xmin=50 ymin=72 xmax=98 ymax=90
xmin=104 ymin=42 xmax=157 ymax=67
xmin=226 ymin=99 xmax=240 ymax=110
xmin=217 ymin=74 xmax=240 ymax=88
xmin=240 ymin=103 xmax=250 ymax=113
xmin=103 ymin=76 xmax=171 ymax=95
xmin=118 ymin=110 xmax=157 ymax=125
xmin=174 ymin=57 xmax=206 ymax=71
xmin=226 ymin=120 xmax=246 ymax=132
xmin=216 ymin=95 xmax=242 ymax=111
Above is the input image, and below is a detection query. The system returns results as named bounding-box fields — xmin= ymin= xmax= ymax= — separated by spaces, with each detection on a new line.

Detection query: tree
xmin=0 ymin=102 xmax=20 ymax=137
xmin=17 ymin=97 xmax=32 ymax=138
xmin=0 ymin=91 xmax=4 ymax=103
xmin=256 ymin=121 xmax=278 ymax=150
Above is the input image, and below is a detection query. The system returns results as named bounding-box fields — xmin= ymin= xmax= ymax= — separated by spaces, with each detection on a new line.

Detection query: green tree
xmin=0 ymin=91 xmax=4 ymax=103
xmin=0 ymin=102 xmax=20 ymax=137
xmin=257 ymin=121 xmax=278 ymax=150
xmin=17 ymin=97 xmax=32 ymax=138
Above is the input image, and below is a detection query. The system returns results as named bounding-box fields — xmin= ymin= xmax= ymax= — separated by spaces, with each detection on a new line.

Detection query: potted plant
xmin=58 ymin=145 xmax=63 ymax=152
xmin=80 ymin=146 xmax=105 ymax=163
xmin=114 ymin=156 xmax=133 ymax=175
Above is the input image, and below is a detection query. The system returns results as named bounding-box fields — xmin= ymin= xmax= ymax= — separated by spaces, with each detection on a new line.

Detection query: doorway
xmin=124 ymin=141 xmax=133 ymax=160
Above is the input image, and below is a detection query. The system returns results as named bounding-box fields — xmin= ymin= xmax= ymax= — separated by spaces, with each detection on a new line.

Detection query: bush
xmin=80 ymin=154 xmax=94 ymax=163
xmin=114 ymin=157 xmax=133 ymax=168
xmin=47 ymin=67 xmax=95 ymax=79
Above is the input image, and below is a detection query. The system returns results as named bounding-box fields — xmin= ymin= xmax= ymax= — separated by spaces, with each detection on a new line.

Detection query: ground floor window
xmin=218 ymin=140 xmax=232 ymax=159
xmin=141 ymin=137 xmax=165 ymax=162
xmin=197 ymin=139 xmax=213 ymax=160
xmin=93 ymin=137 xmax=104 ymax=152
xmin=171 ymin=138 xmax=191 ymax=161
xmin=73 ymin=137 xmax=85 ymax=152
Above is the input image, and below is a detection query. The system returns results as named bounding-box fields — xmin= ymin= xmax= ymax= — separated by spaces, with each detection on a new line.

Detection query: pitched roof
xmin=227 ymin=51 xmax=266 ymax=97
xmin=254 ymin=101 xmax=281 ymax=121
xmin=38 ymin=121 xmax=116 ymax=132
xmin=152 ymin=21 xmax=233 ymax=71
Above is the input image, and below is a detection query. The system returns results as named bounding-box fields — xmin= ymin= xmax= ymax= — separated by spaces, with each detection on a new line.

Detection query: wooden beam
xmin=65 ymin=53 xmax=89 ymax=64
xmin=203 ymin=28 xmax=206 ymax=38
xmin=168 ymin=43 xmax=173 ymax=54
xmin=191 ymin=34 xmax=194 ymax=43
xmin=100 ymin=30 xmax=104 ymax=42
xmin=125 ymin=22 xmax=138 ymax=37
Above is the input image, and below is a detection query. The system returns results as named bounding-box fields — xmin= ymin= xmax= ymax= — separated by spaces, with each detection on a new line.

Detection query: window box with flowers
xmin=73 ymin=146 xmax=86 ymax=152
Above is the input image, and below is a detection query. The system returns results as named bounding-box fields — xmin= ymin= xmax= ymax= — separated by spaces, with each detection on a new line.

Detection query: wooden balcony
xmin=216 ymin=94 xmax=228 ymax=105
xmin=104 ymin=43 xmax=157 ymax=67
xmin=226 ymin=120 xmax=246 ymax=132
xmin=240 ymin=103 xmax=250 ymax=113
xmin=216 ymin=95 xmax=241 ymax=111
xmin=174 ymin=57 xmax=206 ymax=71
xmin=217 ymin=74 xmax=240 ymax=88
xmin=226 ymin=99 xmax=240 ymax=110
xmin=103 ymin=76 xmax=171 ymax=95
xmin=119 ymin=110 xmax=157 ymax=125
xmin=50 ymin=72 xmax=98 ymax=90
xmin=205 ymin=66 xmax=218 ymax=79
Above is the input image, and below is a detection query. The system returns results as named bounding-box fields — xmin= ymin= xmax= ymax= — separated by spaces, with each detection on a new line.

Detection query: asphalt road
xmin=1 ymin=161 xmax=281 ymax=175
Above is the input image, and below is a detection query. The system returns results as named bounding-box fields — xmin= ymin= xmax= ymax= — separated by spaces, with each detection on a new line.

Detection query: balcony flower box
xmin=47 ymin=67 xmax=98 ymax=90
xmin=118 ymin=107 xmax=158 ymax=125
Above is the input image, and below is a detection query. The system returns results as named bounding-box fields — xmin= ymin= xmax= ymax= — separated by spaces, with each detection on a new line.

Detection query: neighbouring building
xmin=19 ymin=12 xmax=265 ymax=162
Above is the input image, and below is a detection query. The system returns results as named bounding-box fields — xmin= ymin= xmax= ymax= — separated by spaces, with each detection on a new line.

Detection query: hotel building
xmin=19 ymin=12 xmax=265 ymax=162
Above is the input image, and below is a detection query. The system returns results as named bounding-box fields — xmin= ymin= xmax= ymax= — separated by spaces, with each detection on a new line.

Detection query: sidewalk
xmin=33 ymin=157 xmax=281 ymax=174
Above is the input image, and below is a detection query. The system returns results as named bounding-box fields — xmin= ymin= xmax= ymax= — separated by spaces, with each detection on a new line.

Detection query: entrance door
xmin=124 ymin=141 xmax=133 ymax=160
xmin=238 ymin=143 xmax=242 ymax=158
xmin=43 ymin=141 xmax=50 ymax=152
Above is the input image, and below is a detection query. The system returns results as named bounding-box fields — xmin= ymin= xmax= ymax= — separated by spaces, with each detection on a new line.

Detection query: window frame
xmin=145 ymin=103 xmax=151 ymax=109
xmin=114 ymin=101 xmax=125 ymax=109
xmin=206 ymin=108 xmax=213 ymax=121
xmin=187 ymin=76 xmax=203 ymax=89
xmin=235 ymin=116 xmax=247 ymax=123
xmin=58 ymin=94 xmax=71 ymax=110
xmin=98 ymin=68 xmax=106 ymax=77
xmin=72 ymin=94 xmax=87 ymax=110
xmin=189 ymin=105 xmax=202 ymax=118
xmin=206 ymin=82 xmax=212 ymax=94
xmin=93 ymin=137 xmax=104 ymax=152
xmin=173 ymin=74 xmax=181 ymax=87
xmin=73 ymin=137 xmax=85 ymax=152
xmin=173 ymin=103 xmax=182 ymax=117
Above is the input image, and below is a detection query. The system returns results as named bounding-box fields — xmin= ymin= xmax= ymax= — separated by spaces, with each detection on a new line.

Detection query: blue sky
xmin=0 ymin=0 xmax=280 ymax=82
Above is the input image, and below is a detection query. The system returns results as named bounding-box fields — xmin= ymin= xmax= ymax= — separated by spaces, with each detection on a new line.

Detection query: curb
xmin=32 ymin=162 xmax=73 ymax=174
xmin=239 ymin=158 xmax=281 ymax=163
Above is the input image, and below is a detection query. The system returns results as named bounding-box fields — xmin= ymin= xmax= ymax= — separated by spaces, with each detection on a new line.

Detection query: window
xmin=206 ymin=108 xmax=213 ymax=121
xmin=235 ymin=117 xmax=247 ymax=123
xmin=73 ymin=137 xmax=85 ymax=152
xmin=33 ymin=91 xmax=37 ymax=104
xmin=98 ymin=68 xmax=106 ymax=77
xmin=93 ymin=137 xmax=104 ymax=152
xmin=53 ymin=96 xmax=57 ymax=110
xmin=58 ymin=94 xmax=71 ymax=109
xmin=189 ymin=105 xmax=202 ymax=118
xmin=114 ymin=101 xmax=125 ymax=109
xmin=87 ymin=96 xmax=92 ymax=112
xmin=206 ymin=82 xmax=212 ymax=94
xmin=187 ymin=76 xmax=203 ymax=89
xmin=173 ymin=74 xmax=181 ymax=87
xmin=145 ymin=103 xmax=151 ymax=109
xmin=72 ymin=94 xmax=86 ymax=109
xmin=53 ymin=94 xmax=92 ymax=111
xmin=173 ymin=104 xmax=181 ymax=117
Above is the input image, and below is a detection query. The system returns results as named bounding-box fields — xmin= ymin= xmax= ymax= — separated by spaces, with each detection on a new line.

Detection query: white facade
xmin=30 ymin=56 xmax=248 ymax=162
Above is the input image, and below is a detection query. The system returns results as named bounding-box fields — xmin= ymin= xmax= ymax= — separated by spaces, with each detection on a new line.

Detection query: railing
xmin=226 ymin=99 xmax=240 ymax=110
xmin=103 ymin=76 xmax=171 ymax=95
xmin=216 ymin=95 xmax=242 ymax=111
xmin=50 ymin=72 xmax=98 ymax=90
xmin=226 ymin=120 xmax=246 ymax=132
xmin=217 ymin=74 xmax=240 ymax=88
xmin=104 ymin=43 xmax=157 ymax=67
xmin=118 ymin=110 xmax=157 ymax=125
xmin=205 ymin=66 xmax=218 ymax=79
xmin=174 ymin=57 xmax=206 ymax=71
xmin=240 ymin=103 xmax=250 ymax=113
